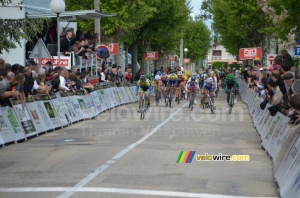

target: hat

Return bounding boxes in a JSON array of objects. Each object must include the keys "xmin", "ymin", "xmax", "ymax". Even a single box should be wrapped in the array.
[
  {"xmin": 28, "ymin": 60, "xmax": 37, "ymax": 66},
  {"xmin": 282, "ymin": 72, "xmax": 294, "ymax": 80}
]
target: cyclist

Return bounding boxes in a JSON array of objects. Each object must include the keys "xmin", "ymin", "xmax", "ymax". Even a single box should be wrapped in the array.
[
  {"xmin": 135, "ymin": 74, "xmax": 152, "ymax": 112},
  {"xmin": 199, "ymin": 77, "xmax": 216, "ymax": 109},
  {"xmin": 186, "ymin": 76, "xmax": 200, "ymax": 106},
  {"xmin": 152, "ymin": 74, "xmax": 162, "ymax": 99},
  {"xmin": 224, "ymin": 73, "xmax": 239, "ymax": 107},
  {"xmin": 176, "ymin": 71, "xmax": 185, "ymax": 101},
  {"xmin": 166, "ymin": 70, "xmax": 178, "ymax": 100}
]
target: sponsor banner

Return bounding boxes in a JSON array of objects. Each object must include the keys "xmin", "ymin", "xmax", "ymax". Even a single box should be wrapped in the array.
[
  {"xmin": 84, "ymin": 94, "xmax": 98, "ymax": 118},
  {"xmin": 0, "ymin": 107, "xmax": 16, "ymax": 144},
  {"xmin": 275, "ymin": 135, "xmax": 300, "ymax": 187},
  {"xmin": 10, "ymin": 99, "xmax": 37, "ymax": 137},
  {"xmin": 2, "ymin": 106, "xmax": 26, "ymax": 141},
  {"xmin": 25, "ymin": 96, "xmax": 48, "ymax": 134},
  {"xmin": 98, "ymin": 88, "xmax": 108, "ymax": 112},
  {"xmin": 73, "ymin": 91, "xmax": 91, "ymax": 119},
  {"xmin": 124, "ymin": 86, "xmax": 134, "ymax": 102},
  {"xmin": 119, "ymin": 87, "xmax": 130, "ymax": 104},
  {"xmin": 49, "ymin": 93, "xmax": 69, "ymax": 127},
  {"xmin": 256, "ymin": 103, "xmax": 272, "ymax": 134},
  {"xmin": 105, "ymin": 88, "xmax": 116, "ymax": 108},
  {"xmin": 279, "ymin": 150, "xmax": 300, "ymax": 198},
  {"xmin": 90, "ymin": 88, "xmax": 103, "ymax": 114},
  {"xmin": 265, "ymin": 114, "xmax": 290, "ymax": 161},
  {"xmin": 61, "ymin": 92, "xmax": 83, "ymax": 122},
  {"xmin": 33, "ymin": 95, "xmax": 61, "ymax": 129},
  {"xmin": 261, "ymin": 114, "xmax": 281, "ymax": 149}
]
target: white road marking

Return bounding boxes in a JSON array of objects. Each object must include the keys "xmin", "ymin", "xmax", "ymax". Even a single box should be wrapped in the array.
[
  {"xmin": 58, "ymin": 104, "xmax": 186, "ymax": 198},
  {"xmin": 0, "ymin": 187, "xmax": 278, "ymax": 198}
]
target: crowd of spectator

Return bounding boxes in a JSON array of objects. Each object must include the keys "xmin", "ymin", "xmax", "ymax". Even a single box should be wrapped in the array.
[{"xmin": 241, "ymin": 49, "xmax": 300, "ymax": 126}]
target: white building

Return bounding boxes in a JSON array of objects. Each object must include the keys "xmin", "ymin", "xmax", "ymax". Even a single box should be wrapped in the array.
[{"xmin": 207, "ymin": 42, "xmax": 236, "ymax": 64}]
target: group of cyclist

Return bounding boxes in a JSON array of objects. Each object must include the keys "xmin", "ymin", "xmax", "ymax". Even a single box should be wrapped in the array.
[{"xmin": 135, "ymin": 66, "xmax": 239, "ymax": 112}]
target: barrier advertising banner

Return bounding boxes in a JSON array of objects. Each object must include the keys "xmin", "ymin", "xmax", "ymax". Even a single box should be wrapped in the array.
[
  {"xmin": 60, "ymin": 92, "xmax": 81, "ymax": 123},
  {"xmin": 25, "ymin": 96, "xmax": 48, "ymax": 134},
  {"xmin": 97, "ymin": 88, "xmax": 108, "ymax": 112},
  {"xmin": 10, "ymin": 99, "xmax": 37, "ymax": 137},
  {"xmin": 124, "ymin": 86, "xmax": 134, "ymax": 102},
  {"xmin": 103, "ymin": 88, "xmax": 114, "ymax": 109},
  {"xmin": 49, "ymin": 93, "xmax": 69, "ymax": 127},
  {"xmin": 2, "ymin": 106, "xmax": 26, "ymax": 141},
  {"xmin": 67, "ymin": 92, "xmax": 90, "ymax": 120},
  {"xmin": 0, "ymin": 107, "xmax": 16, "ymax": 144},
  {"xmin": 90, "ymin": 87, "xmax": 103, "ymax": 114},
  {"xmin": 33, "ymin": 95, "xmax": 61, "ymax": 129},
  {"xmin": 84, "ymin": 94, "xmax": 98, "ymax": 118}
]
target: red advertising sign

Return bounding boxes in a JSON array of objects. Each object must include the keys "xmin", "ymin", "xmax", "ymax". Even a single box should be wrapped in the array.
[
  {"xmin": 183, "ymin": 58, "xmax": 191, "ymax": 64},
  {"xmin": 168, "ymin": 55, "xmax": 178, "ymax": 61},
  {"xmin": 239, "ymin": 47, "xmax": 262, "ymax": 60},
  {"xmin": 35, "ymin": 57, "xmax": 70, "ymax": 69},
  {"xmin": 108, "ymin": 43, "xmax": 119, "ymax": 55},
  {"xmin": 144, "ymin": 52, "xmax": 159, "ymax": 60}
]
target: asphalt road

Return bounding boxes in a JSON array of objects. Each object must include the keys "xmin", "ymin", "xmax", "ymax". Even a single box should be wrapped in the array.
[{"xmin": 0, "ymin": 91, "xmax": 279, "ymax": 198}]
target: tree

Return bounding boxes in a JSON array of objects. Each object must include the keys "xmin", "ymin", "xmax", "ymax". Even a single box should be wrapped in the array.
[
  {"xmin": 210, "ymin": 0, "xmax": 272, "ymax": 55},
  {"xmin": 183, "ymin": 19, "xmax": 210, "ymax": 62},
  {"xmin": 0, "ymin": 0, "xmax": 49, "ymax": 53}
]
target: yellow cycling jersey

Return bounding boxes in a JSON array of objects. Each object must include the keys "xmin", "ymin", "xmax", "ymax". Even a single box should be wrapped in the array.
[
  {"xmin": 167, "ymin": 74, "xmax": 178, "ymax": 81},
  {"xmin": 137, "ymin": 79, "xmax": 151, "ymax": 87}
]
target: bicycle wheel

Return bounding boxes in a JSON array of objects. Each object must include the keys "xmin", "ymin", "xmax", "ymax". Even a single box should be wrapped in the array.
[
  {"xmin": 155, "ymin": 88, "xmax": 159, "ymax": 106},
  {"xmin": 208, "ymin": 96, "xmax": 214, "ymax": 114},
  {"xmin": 140, "ymin": 95, "xmax": 145, "ymax": 119},
  {"xmin": 229, "ymin": 91, "xmax": 234, "ymax": 114},
  {"xmin": 169, "ymin": 87, "xmax": 173, "ymax": 108},
  {"xmin": 190, "ymin": 93, "xmax": 194, "ymax": 111}
]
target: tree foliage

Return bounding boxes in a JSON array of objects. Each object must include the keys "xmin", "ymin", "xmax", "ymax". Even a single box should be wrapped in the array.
[
  {"xmin": 0, "ymin": 0, "xmax": 49, "ymax": 52},
  {"xmin": 184, "ymin": 19, "xmax": 210, "ymax": 61},
  {"xmin": 210, "ymin": 0, "xmax": 272, "ymax": 55}
]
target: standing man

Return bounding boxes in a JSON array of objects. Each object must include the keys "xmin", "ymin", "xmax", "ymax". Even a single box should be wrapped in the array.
[{"xmin": 60, "ymin": 30, "xmax": 75, "ymax": 56}]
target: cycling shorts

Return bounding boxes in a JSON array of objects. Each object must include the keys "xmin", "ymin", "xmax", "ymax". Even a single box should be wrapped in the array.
[
  {"xmin": 167, "ymin": 80, "xmax": 178, "ymax": 86},
  {"xmin": 203, "ymin": 86, "xmax": 214, "ymax": 92},
  {"xmin": 139, "ymin": 86, "xmax": 150, "ymax": 93}
]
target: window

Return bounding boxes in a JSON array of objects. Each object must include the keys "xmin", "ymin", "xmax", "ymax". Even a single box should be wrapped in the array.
[{"xmin": 213, "ymin": 50, "xmax": 222, "ymax": 56}]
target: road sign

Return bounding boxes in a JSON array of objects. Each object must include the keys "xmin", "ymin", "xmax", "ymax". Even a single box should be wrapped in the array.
[
  {"xmin": 144, "ymin": 52, "xmax": 159, "ymax": 60},
  {"xmin": 239, "ymin": 47, "xmax": 262, "ymax": 60},
  {"xmin": 267, "ymin": 54, "xmax": 277, "ymax": 66},
  {"xmin": 294, "ymin": 46, "xmax": 300, "ymax": 56},
  {"xmin": 183, "ymin": 58, "xmax": 191, "ymax": 64},
  {"xmin": 108, "ymin": 43, "xmax": 119, "ymax": 55},
  {"xmin": 96, "ymin": 44, "xmax": 109, "ymax": 59},
  {"xmin": 168, "ymin": 55, "xmax": 178, "ymax": 61},
  {"xmin": 29, "ymin": 38, "xmax": 51, "ymax": 59}
]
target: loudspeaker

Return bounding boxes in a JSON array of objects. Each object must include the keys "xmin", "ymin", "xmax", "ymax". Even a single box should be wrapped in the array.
[
  {"xmin": 99, "ymin": 50, "xmax": 109, "ymax": 58},
  {"xmin": 47, "ymin": 44, "xmax": 58, "ymax": 56}
]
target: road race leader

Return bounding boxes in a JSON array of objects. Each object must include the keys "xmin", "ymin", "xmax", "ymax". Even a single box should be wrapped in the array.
[{"xmin": 135, "ymin": 74, "xmax": 153, "ymax": 112}]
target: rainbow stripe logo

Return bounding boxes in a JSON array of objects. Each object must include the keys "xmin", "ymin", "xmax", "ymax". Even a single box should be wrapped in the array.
[{"xmin": 176, "ymin": 151, "xmax": 196, "ymax": 163}]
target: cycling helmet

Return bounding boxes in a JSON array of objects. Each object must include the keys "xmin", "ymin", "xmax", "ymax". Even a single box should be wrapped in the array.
[
  {"xmin": 191, "ymin": 76, "xmax": 196, "ymax": 81},
  {"xmin": 209, "ymin": 71, "xmax": 215, "ymax": 75},
  {"xmin": 146, "ymin": 74, "xmax": 151, "ymax": 80},
  {"xmin": 155, "ymin": 75, "xmax": 161, "ymax": 81},
  {"xmin": 140, "ymin": 75, "xmax": 146, "ymax": 81},
  {"xmin": 206, "ymin": 77, "xmax": 213, "ymax": 83},
  {"xmin": 227, "ymin": 73, "xmax": 234, "ymax": 79},
  {"xmin": 177, "ymin": 71, "xmax": 182, "ymax": 76}
]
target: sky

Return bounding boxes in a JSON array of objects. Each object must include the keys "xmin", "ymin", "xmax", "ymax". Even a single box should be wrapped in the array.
[{"xmin": 189, "ymin": 0, "xmax": 203, "ymax": 19}]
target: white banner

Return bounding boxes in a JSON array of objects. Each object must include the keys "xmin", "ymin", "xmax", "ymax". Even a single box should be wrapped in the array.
[
  {"xmin": 261, "ymin": 114, "xmax": 282, "ymax": 149},
  {"xmin": 98, "ymin": 88, "xmax": 108, "ymax": 112},
  {"xmin": 0, "ymin": 107, "xmax": 16, "ymax": 144},
  {"xmin": 68, "ymin": 92, "xmax": 91, "ymax": 120},
  {"xmin": 124, "ymin": 86, "xmax": 134, "ymax": 103},
  {"xmin": 25, "ymin": 97, "xmax": 48, "ymax": 134},
  {"xmin": 50, "ymin": 93, "xmax": 69, "ymax": 127},
  {"xmin": 2, "ymin": 106, "xmax": 26, "ymax": 141},
  {"xmin": 84, "ymin": 94, "xmax": 98, "ymax": 118},
  {"xmin": 60, "ymin": 92, "xmax": 81, "ymax": 123},
  {"xmin": 90, "ymin": 88, "xmax": 103, "ymax": 114},
  {"xmin": 33, "ymin": 95, "xmax": 61, "ymax": 129}
]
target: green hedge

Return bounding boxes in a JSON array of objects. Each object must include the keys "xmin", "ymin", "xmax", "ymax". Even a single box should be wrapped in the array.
[{"xmin": 212, "ymin": 61, "xmax": 242, "ymax": 70}]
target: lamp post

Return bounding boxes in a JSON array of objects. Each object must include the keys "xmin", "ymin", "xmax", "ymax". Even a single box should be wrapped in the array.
[
  {"xmin": 50, "ymin": 0, "xmax": 66, "ymax": 67},
  {"xmin": 184, "ymin": 48, "xmax": 188, "ymax": 71}
]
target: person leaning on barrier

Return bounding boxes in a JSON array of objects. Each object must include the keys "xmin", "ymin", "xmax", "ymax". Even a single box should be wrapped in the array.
[
  {"xmin": 0, "ymin": 69, "xmax": 20, "ymax": 105},
  {"xmin": 288, "ymin": 94, "xmax": 300, "ymax": 125}
]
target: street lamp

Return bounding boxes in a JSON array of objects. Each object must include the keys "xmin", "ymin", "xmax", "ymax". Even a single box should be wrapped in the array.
[
  {"xmin": 50, "ymin": 0, "xmax": 66, "ymax": 67},
  {"xmin": 184, "ymin": 48, "xmax": 188, "ymax": 71}
]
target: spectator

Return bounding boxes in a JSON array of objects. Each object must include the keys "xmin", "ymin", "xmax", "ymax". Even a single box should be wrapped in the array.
[
  {"xmin": 269, "ymin": 56, "xmax": 282, "ymax": 72},
  {"xmin": 15, "ymin": 73, "xmax": 26, "ymax": 107},
  {"xmin": 23, "ymin": 66, "xmax": 34, "ymax": 97},
  {"xmin": 123, "ymin": 67, "xmax": 133, "ymax": 83},
  {"xmin": 59, "ymin": 69, "xmax": 70, "ymax": 92},
  {"xmin": 60, "ymin": 30, "xmax": 75, "ymax": 56},
  {"xmin": 288, "ymin": 94, "xmax": 300, "ymax": 124},
  {"xmin": 100, "ymin": 67, "xmax": 109, "ymax": 82},
  {"xmin": 109, "ymin": 64, "xmax": 121, "ymax": 86}
]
